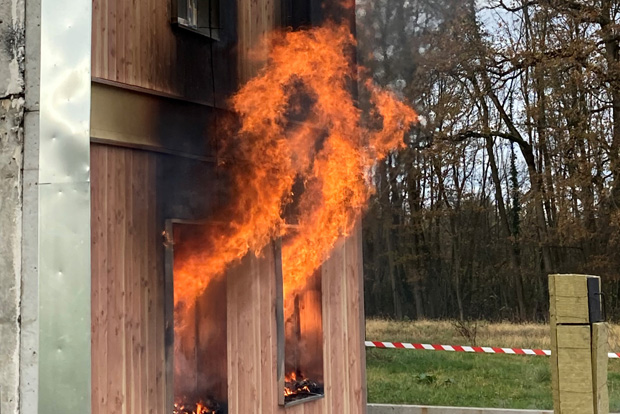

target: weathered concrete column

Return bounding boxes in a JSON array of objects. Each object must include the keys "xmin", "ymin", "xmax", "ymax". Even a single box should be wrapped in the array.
[
  {"xmin": 549, "ymin": 274, "xmax": 609, "ymax": 414},
  {"xmin": 0, "ymin": 0, "xmax": 25, "ymax": 412},
  {"xmin": 2, "ymin": 0, "xmax": 90, "ymax": 412}
]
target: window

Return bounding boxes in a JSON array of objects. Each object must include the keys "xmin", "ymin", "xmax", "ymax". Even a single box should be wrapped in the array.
[
  {"xmin": 172, "ymin": 0, "xmax": 220, "ymax": 40},
  {"xmin": 276, "ymin": 234, "xmax": 325, "ymax": 407},
  {"xmin": 283, "ymin": 0, "xmax": 321, "ymax": 29},
  {"xmin": 165, "ymin": 220, "xmax": 228, "ymax": 414}
]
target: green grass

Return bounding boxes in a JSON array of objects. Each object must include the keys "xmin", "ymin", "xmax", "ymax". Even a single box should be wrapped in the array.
[{"xmin": 365, "ymin": 319, "xmax": 620, "ymax": 410}]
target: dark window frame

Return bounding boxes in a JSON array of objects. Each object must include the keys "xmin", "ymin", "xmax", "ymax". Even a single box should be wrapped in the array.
[
  {"xmin": 172, "ymin": 0, "xmax": 221, "ymax": 40},
  {"xmin": 282, "ymin": 0, "xmax": 322, "ymax": 29},
  {"xmin": 275, "ymin": 238, "xmax": 326, "ymax": 407}
]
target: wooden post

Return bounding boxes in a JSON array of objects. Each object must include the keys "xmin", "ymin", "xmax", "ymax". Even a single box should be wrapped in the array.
[{"xmin": 549, "ymin": 274, "xmax": 609, "ymax": 414}]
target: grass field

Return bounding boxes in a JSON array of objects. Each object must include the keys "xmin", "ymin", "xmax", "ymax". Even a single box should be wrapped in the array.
[{"xmin": 365, "ymin": 319, "xmax": 620, "ymax": 410}]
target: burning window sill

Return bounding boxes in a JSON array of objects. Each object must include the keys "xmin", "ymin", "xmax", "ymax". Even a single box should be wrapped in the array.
[
  {"xmin": 173, "ymin": 399, "xmax": 226, "ymax": 414},
  {"xmin": 283, "ymin": 373, "xmax": 324, "ymax": 406}
]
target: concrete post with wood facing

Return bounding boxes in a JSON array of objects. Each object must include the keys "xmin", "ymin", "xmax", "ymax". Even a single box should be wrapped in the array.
[{"xmin": 549, "ymin": 274, "xmax": 609, "ymax": 414}]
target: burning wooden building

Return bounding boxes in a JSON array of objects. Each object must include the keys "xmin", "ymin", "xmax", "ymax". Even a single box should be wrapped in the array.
[
  {"xmin": 1, "ymin": 0, "xmax": 415, "ymax": 412},
  {"xmin": 90, "ymin": 0, "xmax": 373, "ymax": 413}
]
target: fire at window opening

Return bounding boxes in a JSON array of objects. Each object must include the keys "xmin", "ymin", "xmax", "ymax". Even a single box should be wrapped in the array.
[
  {"xmin": 170, "ymin": 222, "xmax": 228, "ymax": 414},
  {"xmin": 166, "ymin": 21, "xmax": 417, "ymax": 414},
  {"xmin": 282, "ymin": 254, "xmax": 325, "ymax": 404}
]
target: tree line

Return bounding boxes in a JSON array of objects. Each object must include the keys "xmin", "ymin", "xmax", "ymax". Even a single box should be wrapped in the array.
[{"xmin": 358, "ymin": 0, "xmax": 620, "ymax": 321}]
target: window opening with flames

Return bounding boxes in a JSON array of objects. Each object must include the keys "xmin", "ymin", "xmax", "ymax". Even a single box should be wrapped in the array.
[
  {"xmin": 281, "ymin": 231, "xmax": 325, "ymax": 406},
  {"xmin": 166, "ymin": 221, "xmax": 228, "ymax": 414}
]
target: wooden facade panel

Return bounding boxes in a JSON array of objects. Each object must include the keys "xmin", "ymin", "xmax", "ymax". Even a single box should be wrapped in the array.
[
  {"xmin": 151, "ymin": 152, "xmax": 166, "ymax": 414},
  {"xmin": 226, "ymin": 256, "xmax": 240, "ymax": 412},
  {"xmin": 238, "ymin": 256, "xmax": 260, "ymax": 414},
  {"xmin": 323, "ymin": 239, "xmax": 347, "ymax": 414},
  {"xmin": 345, "ymin": 223, "xmax": 367, "ymax": 414},
  {"xmin": 237, "ymin": 0, "xmax": 280, "ymax": 84},
  {"xmin": 91, "ymin": 144, "xmax": 164, "ymax": 414},
  {"xmin": 92, "ymin": 144, "xmax": 365, "ymax": 414},
  {"xmin": 91, "ymin": 0, "xmax": 357, "ymax": 110},
  {"xmin": 91, "ymin": 145, "xmax": 109, "ymax": 413},
  {"xmin": 227, "ymin": 249, "xmax": 271, "ymax": 414},
  {"xmin": 92, "ymin": 0, "xmax": 358, "ymax": 101},
  {"xmin": 107, "ymin": 146, "xmax": 125, "ymax": 414},
  {"xmin": 258, "ymin": 247, "xmax": 277, "ymax": 413},
  {"xmin": 92, "ymin": 0, "xmax": 239, "ymax": 104},
  {"xmin": 225, "ymin": 230, "xmax": 366, "ymax": 414}
]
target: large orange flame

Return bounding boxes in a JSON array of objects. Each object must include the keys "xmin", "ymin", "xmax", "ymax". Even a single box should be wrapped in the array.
[{"xmin": 173, "ymin": 22, "xmax": 418, "ymax": 305}]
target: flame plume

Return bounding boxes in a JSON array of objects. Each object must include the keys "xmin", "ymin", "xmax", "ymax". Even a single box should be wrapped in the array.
[{"xmin": 174, "ymin": 22, "xmax": 418, "ymax": 306}]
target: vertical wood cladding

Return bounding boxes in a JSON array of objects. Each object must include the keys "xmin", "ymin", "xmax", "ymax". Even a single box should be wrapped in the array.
[
  {"xmin": 226, "ymin": 224, "xmax": 366, "ymax": 414},
  {"xmin": 235, "ymin": 0, "xmax": 279, "ymax": 84},
  {"xmin": 92, "ymin": 0, "xmax": 237, "ymax": 105},
  {"xmin": 91, "ymin": 0, "xmax": 364, "ymax": 411},
  {"xmin": 91, "ymin": 144, "xmax": 165, "ymax": 414},
  {"xmin": 91, "ymin": 141, "xmax": 367, "ymax": 413},
  {"xmin": 92, "ymin": 0, "xmax": 354, "ymax": 102},
  {"xmin": 91, "ymin": 143, "xmax": 223, "ymax": 414}
]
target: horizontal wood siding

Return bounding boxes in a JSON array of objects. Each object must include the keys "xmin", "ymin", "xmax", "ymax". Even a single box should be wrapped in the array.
[{"xmin": 91, "ymin": 143, "xmax": 165, "ymax": 414}]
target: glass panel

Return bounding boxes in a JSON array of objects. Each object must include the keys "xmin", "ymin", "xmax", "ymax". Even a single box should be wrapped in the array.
[
  {"xmin": 175, "ymin": 0, "xmax": 189, "ymax": 22},
  {"xmin": 186, "ymin": 0, "xmax": 198, "ymax": 28}
]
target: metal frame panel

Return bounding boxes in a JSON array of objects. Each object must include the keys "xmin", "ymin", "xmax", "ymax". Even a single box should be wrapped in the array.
[{"xmin": 37, "ymin": 0, "xmax": 92, "ymax": 412}]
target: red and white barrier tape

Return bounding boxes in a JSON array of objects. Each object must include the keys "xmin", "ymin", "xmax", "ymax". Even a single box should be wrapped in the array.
[{"xmin": 365, "ymin": 341, "xmax": 620, "ymax": 359}]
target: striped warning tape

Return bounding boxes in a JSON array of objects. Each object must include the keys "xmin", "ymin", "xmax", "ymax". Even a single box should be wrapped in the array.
[{"xmin": 365, "ymin": 341, "xmax": 620, "ymax": 359}]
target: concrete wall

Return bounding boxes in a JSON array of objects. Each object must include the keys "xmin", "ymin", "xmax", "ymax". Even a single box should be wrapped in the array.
[
  {"xmin": 0, "ymin": 0, "xmax": 25, "ymax": 413},
  {"xmin": 20, "ymin": 0, "xmax": 40, "ymax": 411}
]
